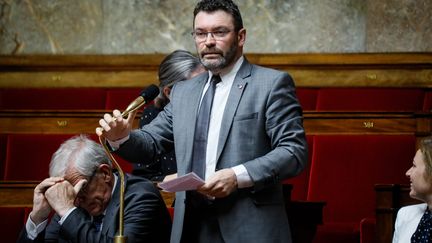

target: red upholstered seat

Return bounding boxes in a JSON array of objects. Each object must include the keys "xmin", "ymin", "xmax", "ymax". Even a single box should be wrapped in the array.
[
  {"xmin": 0, "ymin": 207, "xmax": 26, "ymax": 243},
  {"xmin": 0, "ymin": 88, "xmax": 106, "ymax": 110},
  {"xmin": 3, "ymin": 134, "xmax": 132, "ymax": 181},
  {"xmin": 0, "ymin": 134, "xmax": 7, "ymax": 180},
  {"xmin": 105, "ymin": 88, "xmax": 143, "ymax": 110},
  {"xmin": 360, "ymin": 217, "xmax": 377, "ymax": 243},
  {"xmin": 316, "ymin": 88, "xmax": 424, "ymax": 111},
  {"xmin": 423, "ymin": 91, "xmax": 432, "ymax": 112},
  {"xmin": 296, "ymin": 88, "xmax": 318, "ymax": 111},
  {"xmin": 308, "ymin": 135, "xmax": 415, "ymax": 243},
  {"xmin": 283, "ymin": 135, "xmax": 314, "ymax": 201},
  {"xmin": 110, "ymin": 153, "xmax": 133, "ymax": 174},
  {"xmin": 4, "ymin": 134, "xmax": 75, "ymax": 181}
]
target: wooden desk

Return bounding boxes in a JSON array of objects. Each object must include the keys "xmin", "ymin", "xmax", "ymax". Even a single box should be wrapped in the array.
[{"xmin": 1, "ymin": 110, "xmax": 429, "ymax": 136}]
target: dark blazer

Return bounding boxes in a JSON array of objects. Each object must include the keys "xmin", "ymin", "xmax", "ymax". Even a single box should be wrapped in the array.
[
  {"xmin": 18, "ymin": 173, "xmax": 172, "ymax": 243},
  {"xmin": 117, "ymin": 58, "xmax": 308, "ymax": 243}
]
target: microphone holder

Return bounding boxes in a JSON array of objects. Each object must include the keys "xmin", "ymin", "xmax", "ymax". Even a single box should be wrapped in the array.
[
  {"xmin": 97, "ymin": 89, "xmax": 153, "ymax": 242},
  {"xmin": 99, "ymin": 135, "xmax": 127, "ymax": 243}
]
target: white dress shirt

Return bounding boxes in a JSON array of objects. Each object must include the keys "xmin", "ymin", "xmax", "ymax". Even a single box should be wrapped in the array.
[
  {"xmin": 200, "ymin": 56, "xmax": 253, "ymax": 188},
  {"xmin": 393, "ymin": 203, "xmax": 427, "ymax": 243}
]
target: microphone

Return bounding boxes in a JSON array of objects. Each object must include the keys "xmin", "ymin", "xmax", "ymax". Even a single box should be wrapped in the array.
[
  {"xmin": 99, "ymin": 84, "xmax": 159, "ymax": 243},
  {"xmin": 116, "ymin": 84, "xmax": 160, "ymax": 120}
]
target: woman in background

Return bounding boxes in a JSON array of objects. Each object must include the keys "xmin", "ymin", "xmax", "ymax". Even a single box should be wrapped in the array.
[
  {"xmin": 393, "ymin": 136, "xmax": 432, "ymax": 243},
  {"xmin": 132, "ymin": 50, "xmax": 205, "ymax": 182}
]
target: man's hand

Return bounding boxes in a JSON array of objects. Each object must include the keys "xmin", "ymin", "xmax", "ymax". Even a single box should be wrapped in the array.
[
  {"xmin": 44, "ymin": 179, "xmax": 87, "ymax": 217},
  {"xmin": 197, "ymin": 169, "xmax": 238, "ymax": 198},
  {"xmin": 95, "ymin": 109, "xmax": 137, "ymax": 141},
  {"xmin": 31, "ymin": 177, "xmax": 64, "ymax": 224}
]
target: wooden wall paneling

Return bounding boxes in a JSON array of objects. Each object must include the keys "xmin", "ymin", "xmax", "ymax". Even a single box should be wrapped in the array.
[
  {"xmin": 0, "ymin": 111, "xmax": 141, "ymax": 134},
  {"xmin": 1, "ymin": 53, "xmax": 431, "ymax": 88}
]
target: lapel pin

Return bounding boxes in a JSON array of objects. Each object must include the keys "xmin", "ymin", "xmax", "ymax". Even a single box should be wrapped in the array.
[{"xmin": 237, "ymin": 84, "xmax": 243, "ymax": 89}]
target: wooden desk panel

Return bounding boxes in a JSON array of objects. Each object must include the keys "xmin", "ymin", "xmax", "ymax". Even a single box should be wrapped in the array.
[
  {"xmin": 0, "ymin": 111, "xmax": 428, "ymax": 135},
  {"xmin": 0, "ymin": 110, "xmax": 140, "ymax": 134}
]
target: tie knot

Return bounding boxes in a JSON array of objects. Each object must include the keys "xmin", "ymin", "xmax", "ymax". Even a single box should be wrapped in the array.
[
  {"xmin": 94, "ymin": 214, "xmax": 104, "ymax": 222},
  {"xmin": 93, "ymin": 214, "xmax": 104, "ymax": 231},
  {"xmin": 211, "ymin": 75, "xmax": 221, "ymax": 84}
]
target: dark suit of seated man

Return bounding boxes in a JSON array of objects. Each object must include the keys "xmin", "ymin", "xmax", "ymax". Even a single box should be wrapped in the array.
[{"xmin": 17, "ymin": 134, "xmax": 171, "ymax": 243}]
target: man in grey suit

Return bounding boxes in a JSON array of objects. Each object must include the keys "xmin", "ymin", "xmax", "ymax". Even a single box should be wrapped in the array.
[
  {"xmin": 18, "ymin": 135, "xmax": 171, "ymax": 243},
  {"xmin": 97, "ymin": 0, "xmax": 308, "ymax": 242}
]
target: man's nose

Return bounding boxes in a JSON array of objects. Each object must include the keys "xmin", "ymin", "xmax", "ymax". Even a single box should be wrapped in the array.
[{"xmin": 204, "ymin": 33, "xmax": 217, "ymax": 45}]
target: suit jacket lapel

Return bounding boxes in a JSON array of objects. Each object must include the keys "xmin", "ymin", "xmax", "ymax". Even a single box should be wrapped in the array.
[{"xmin": 216, "ymin": 59, "xmax": 252, "ymax": 162}]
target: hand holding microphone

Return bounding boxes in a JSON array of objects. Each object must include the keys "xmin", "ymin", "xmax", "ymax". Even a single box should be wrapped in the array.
[{"xmin": 96, "ymin": 84, "xmax": 159, "ymax": 140}]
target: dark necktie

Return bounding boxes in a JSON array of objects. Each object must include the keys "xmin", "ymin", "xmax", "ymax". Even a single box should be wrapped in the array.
[
  {"xmin": 191, "ymin": 75, "xmax": 221, "ymax": 180},
  {"xmin": 93, "ymin": 214, "xmax": 104, "ymax": 232},
  {"xmin": 411, "ymin": 209, "xmax": 432, "ymax": 243}
]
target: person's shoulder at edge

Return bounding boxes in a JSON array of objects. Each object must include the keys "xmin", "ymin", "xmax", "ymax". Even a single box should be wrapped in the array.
[{"xmin": 397, "ymin": 203, "xmax": 427, "ymax": 218}]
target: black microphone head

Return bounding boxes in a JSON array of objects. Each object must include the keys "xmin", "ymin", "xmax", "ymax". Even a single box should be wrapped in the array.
[{"xmin": 140, "ymin": 84, "xmax": 159, "ymax": 102}]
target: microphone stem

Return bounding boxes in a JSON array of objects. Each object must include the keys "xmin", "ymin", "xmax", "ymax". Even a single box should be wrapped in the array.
[{"xmin": 99, "ymin": 136, "xmax": 127, "ymax": 243}]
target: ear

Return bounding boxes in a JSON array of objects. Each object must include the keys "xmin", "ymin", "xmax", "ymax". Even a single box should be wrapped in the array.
[
  {"xmin": 98, "ymin": 164, "xmax": 112, "ymax": 182},
  {"xmin": 162, "ymin": 86, "xmax": 172, "ymax": 100},
  {"xmin": 237, "ymin": 28, "xmax": 246, "ymax": 47}
]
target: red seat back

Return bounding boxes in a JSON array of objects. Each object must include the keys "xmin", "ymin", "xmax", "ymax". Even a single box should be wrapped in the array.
[
  {"xmin": 0, "ymin": 88, "xmax": 106, "ymax": 110},
  {"xmin": 105, "ymin": 88, "xmax": 142, "ymax": 110},
  {"xmin": 3, "ymin": 134, "xmax": 132, "ymax": 181},
  {"xmin": 423, "ymin": 91, "xmax": 432, "ymax": 112},
  {"xmin": 0, "ymin": 207, "xmax": 26, "ymax": 242},
  {"xmin": 283, "ymin": 135, "xmax": 314, "ymax": 201},
  {"xmin": 307, "ymin": 135, "xmax": 415, "ymax": 223},
  {"xmin": 4, "ymin": 134, "xmax": 75, "ymax": 180},
  {"xmin": 297, "ymin": 88, "xmax": 318, "ymax": 111}
]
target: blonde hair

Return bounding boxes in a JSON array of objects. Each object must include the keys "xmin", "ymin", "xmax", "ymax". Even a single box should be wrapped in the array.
[{"xmin": 420, "ymin": 136, "xmax": 432, "ymax": 180}]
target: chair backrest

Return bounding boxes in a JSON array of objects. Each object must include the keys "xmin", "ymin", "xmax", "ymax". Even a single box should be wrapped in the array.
[
  {"xmin": 0, "ymin": 134, "xmax": 7, "ymax": 180},
  {"xmin": 4, "ymin": 134, "xmax": 73, "ymax": 180},
  {"xmin": 307, "ymin": 135, "xmax": 415, "ymax": 223},
  {"xmin": 0, "ymin": 88, "xmax": 107, "ymax": 110},
  {"xmin": 296, "ymin": 88, "xmax": 318, "ymax": 111},
  {"xmin": 105, "ymin": 88, "xmax": 142, "ymax": 110},
  {"xmin": 3, "ymin": 134, "xmax": 132, "ymax": 181},
  {"xmin": 283, "ymin": 135, "xmax": 314, "ymax": 201},
  {"xmin": 423, "ymin": 91, "xmax": 432, "ymax": 112},
  {"xmin": 0, "ymin": 207, "xmax": 26, "ymax": 242}
]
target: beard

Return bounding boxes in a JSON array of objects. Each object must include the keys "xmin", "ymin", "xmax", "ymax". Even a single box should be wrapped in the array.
[{"xmin": 199, "ymin": 40, "xmax": 238, "ymax": 73}]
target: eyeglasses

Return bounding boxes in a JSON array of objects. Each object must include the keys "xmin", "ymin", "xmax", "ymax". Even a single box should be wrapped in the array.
[{"xmin": 191, "ymin": 29, "xmax": 233, "ymax": 42}]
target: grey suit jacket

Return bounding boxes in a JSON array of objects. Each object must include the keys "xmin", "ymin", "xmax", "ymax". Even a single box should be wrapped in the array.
[
  {"xmin": 117, "ymin": 58, "xmax": 308, "ymax": 243},
  {"xmin": 18, "ymin": 173, "xmax": 172, "ymax": 243}
]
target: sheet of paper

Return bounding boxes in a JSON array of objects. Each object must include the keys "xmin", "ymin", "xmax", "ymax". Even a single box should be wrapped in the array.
[{"xmin": 158, "ymin": 172, "xmax": 205, "ymax": 192}]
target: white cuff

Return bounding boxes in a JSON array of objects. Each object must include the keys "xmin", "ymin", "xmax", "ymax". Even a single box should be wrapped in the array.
[
  {"xmin": 232, "ymin": 164, "xmax": 254, "ymax": 188},
  {"xmin": 107, "ymin": 135, "xmax": 130, "ymax": 150},
  {"xmin": 59, "ymin": 207, "xmax": 77, "ymax": 225},
  {"xmin": 25, "ymin": 213, "xmax": 48, "ymax": 240}
]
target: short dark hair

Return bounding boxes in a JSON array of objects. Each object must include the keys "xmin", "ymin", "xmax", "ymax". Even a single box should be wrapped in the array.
[{"xmin": 193, "ymin": 0, "xmax": 243, "ymax": 32}]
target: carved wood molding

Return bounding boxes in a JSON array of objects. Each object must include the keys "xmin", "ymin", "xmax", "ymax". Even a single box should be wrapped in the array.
[{"xmin": 1, "ymin": 53, "xmax": 431, "ymax": 88}]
